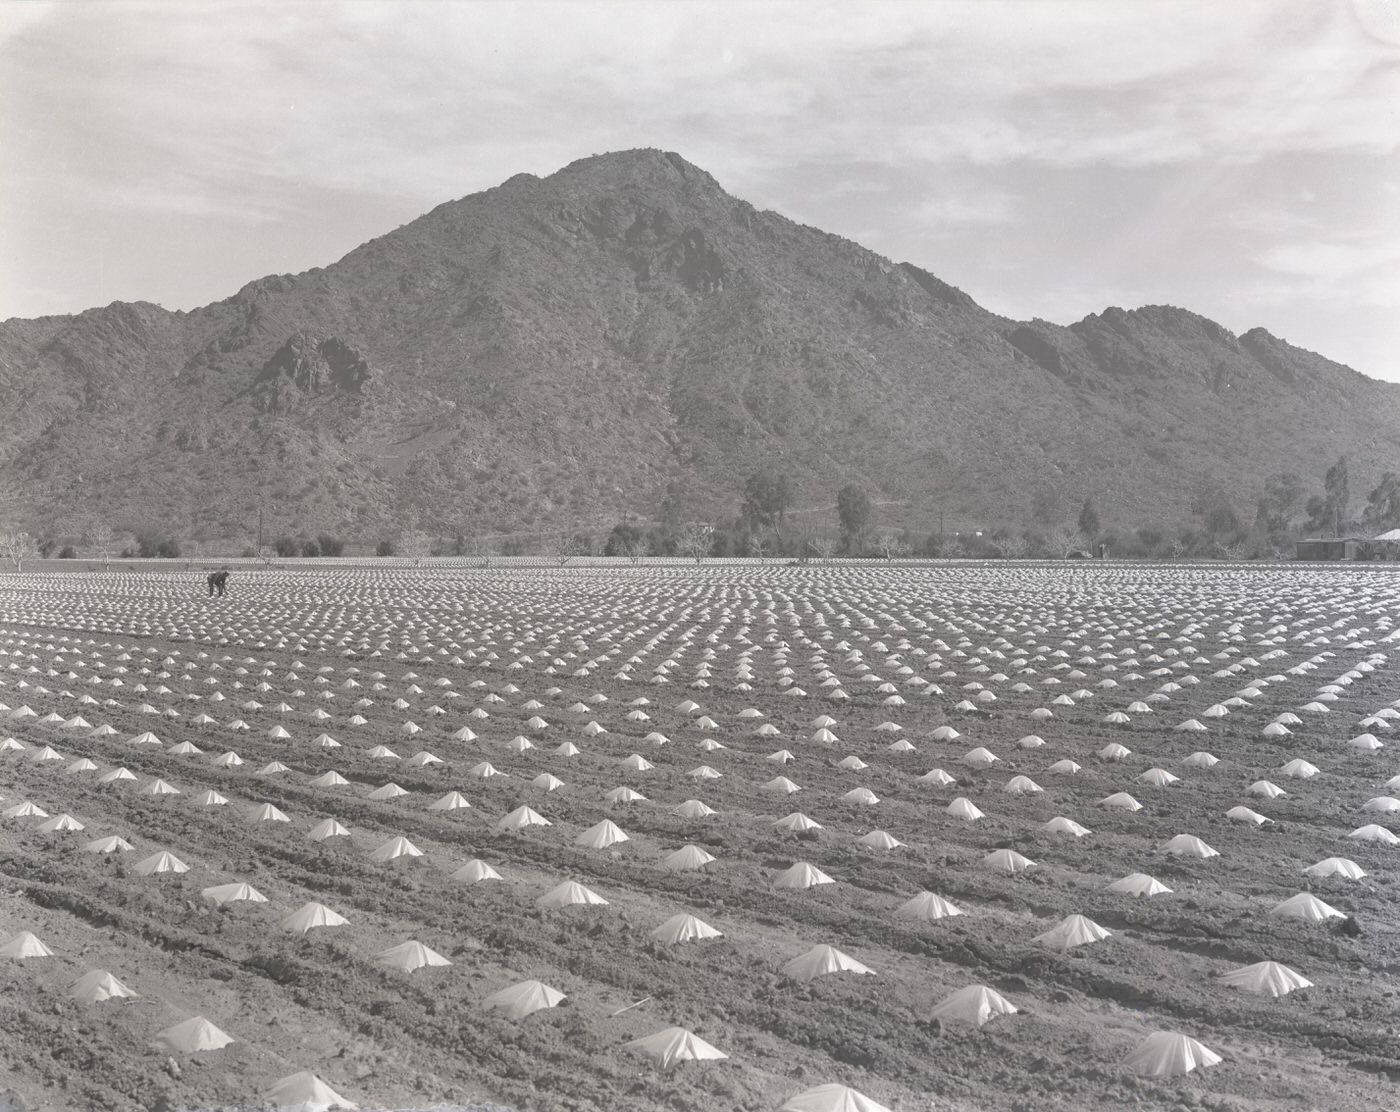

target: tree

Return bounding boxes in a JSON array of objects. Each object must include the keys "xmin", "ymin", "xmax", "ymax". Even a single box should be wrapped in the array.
[
  {"xmin": 678, "ymin": 522, "xmax": 714, "ymax": 564},
  {"xmin": 1077, "ymin": 497, "xmax": 1100, "ymax": 539},
  {"xmin": 658, "ymin": 480, "xmax": 687, "ymax": 530},
  {"xmin": 874, "ymin": 533, "xmax": 909, "ymax": 561},
  {"xmin": 317, "ymin": 534, "xmax": 345, "ymax": 557},
  {"xmin": 3, "ymin": 530, "xmax": 36, "ymax": 572},
  {"xmin": 1256, "ymin": 472, "xmax": 1304, "ymax": 537},
  {"xmin": 1362, "ymin": 472, "xmax": 1400, "ymax": 533},
  {"xmin": 808, "ymin": 536, "xmax": 836, "ymax": 564},
  {"xmin": 1323, "ymin": 455, "xmax": 1350, "ymax": 534},
  {"xmin": 1135, "ymin": 526, "xmax": 1165, "ymax": 556},
  {"xmin": 603, "ymin": 521, "xmax": 645, "ymax": 557},
  {"xmin": 836, "ymin": 485, "xmax": 873, "ymax": 554},
  {"xmin": 741, "ymin": 471, "xmax": 794, "ymax": 541},
  {"xmin": 552, "ymin": 534, "xmax": 585, "ymax": 566},
  {"xmin": 1045, "ymin": 525, "xmax": 1081, "ymax": 560},
  {"xmin": 999, "ymin": 533, "xmax": 1030, "ymax": 560},
  {"xmin": 86, "ymin": 522, "xmax": 114, "ymax": 570},
  {"xmin": 1032, "ymin": 490, "xmax": 1065, "ymax": 528},
  {"xmin": 1217, "ymin": 538, "xmax": 1250, "ymax": 561},
  {"xmin": 398, "ymin": 528, "xmax": 430, "ymax": 566},
  {"xmin": 466, "ymin": 536, "xmax": 494, "ymax": 568},
  {"xmin": 1192, "ymin": 486, "xmax": 1243, "ymax": 544}
]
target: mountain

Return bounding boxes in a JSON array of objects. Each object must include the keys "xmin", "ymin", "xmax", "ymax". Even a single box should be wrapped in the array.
[{"xmin": 2, "ymin": 148, "xmax": 1397, "ymax": 550}]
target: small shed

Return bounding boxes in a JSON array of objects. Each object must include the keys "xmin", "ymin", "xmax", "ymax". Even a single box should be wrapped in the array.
[{"xmin": 1295, "ymin": 538, "xmax": 1363, "ymax": 561}]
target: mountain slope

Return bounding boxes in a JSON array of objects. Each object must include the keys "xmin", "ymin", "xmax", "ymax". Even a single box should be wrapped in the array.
[{"xmin": 2, "ymin": 148, "xmax": 1396, "ymax": 547}]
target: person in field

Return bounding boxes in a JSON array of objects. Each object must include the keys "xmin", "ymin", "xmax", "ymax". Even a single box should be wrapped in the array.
[{"xmin": 206, "ymin": 569, "xmax": 230, "ymax": 596}]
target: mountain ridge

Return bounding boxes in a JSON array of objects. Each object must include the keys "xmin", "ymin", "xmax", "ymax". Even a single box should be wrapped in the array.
[{"xmin": 2, "ymin": 148, "xmax": 1396, "ymax": 549}]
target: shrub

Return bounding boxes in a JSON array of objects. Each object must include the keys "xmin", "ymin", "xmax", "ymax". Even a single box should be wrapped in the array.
[
  {"xmin": 156, "ymin": 538, "xmax": 181, "ymax": 559},
  {"xmin": 603, "ymin": 522, "xmax": 644, "ymax": 557},
  {"xmin": 301, "ymin": 540, "xmax": 321, "ymax": 558},
  {"xmin": 316, "ymin": 534, "xmax": 344, "ymax": 557},
  {"xmin": 376, "ymin": 540, "xmax": 395, "ymax": 557},
  {"xmin": 57, "ymin": 545, "xmax": 76, "ymax": 559},
  {"xmin": 273, "ymin": 537, "xmax": 299, "ymax": 558}
]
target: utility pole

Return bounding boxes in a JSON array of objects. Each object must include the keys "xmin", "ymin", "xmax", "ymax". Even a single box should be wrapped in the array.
[{"xmin": 257, "ymin": 506, "xmax": 264, "ymax": 553}]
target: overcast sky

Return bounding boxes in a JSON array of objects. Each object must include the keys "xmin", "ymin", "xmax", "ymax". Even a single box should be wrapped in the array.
[{"xmin": 3, "ymin": 0, "xmax": 1397, "ymax": 381}]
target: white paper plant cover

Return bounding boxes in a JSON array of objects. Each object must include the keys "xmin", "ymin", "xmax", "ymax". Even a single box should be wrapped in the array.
[
  {"xmin": 781, "ymin": 944, "xmax": 876, "ymax": 981},
  {"xmin": 482, "ymin": 979, "xmax": 565, "ymax": 1020},
  {"xmin": 1033, "ymin": 914, "xmax": 1111, "ymax": 951},
  {"xmin": 650, "ymin": 913, "xmax": 723, "ymax": 944},
  {"xmin": 1161, "ymin": 834, "xmax": 1218, "ymax": 858},
  {"xmin": 1124, "ymin": 1031, "xmax": 1221, "ymax": 1076},
  {"xmin": 264, "ymin": 1070, "xmax": 358, "ymax": 1111},
  {"xmin": 375, "ymin": 940, "xmax": 451, "ymax": 972},
  {"xmin": 664, "ymin": 844, "xmax": 717, "ymax": 870},
  {"xmin": 282, "ymin": 902, "xmax": 350, "ymax": 933},
  {"xmin": 368, "ymin": 835, "xmax": 423, "ymax": 862},
  {"xmin": 496, "ymin": 805, "xmax": 551, "ymax": 830},
  {"xmin": 83, "ymin": 835, "xmax": 134, "ymax": 854},
  {"xmin": 779, "ymin": 1083, "xmax": 893, "ymax": 1112},
  {"xmin": 307, "ymin": 819, "xmax": 351, "ymax": 842},
  {"xmin": 857, "ymin": 830, "xmax": 904, "ymax": 850},
  {"xmin": 201, "ymin": 882, "xmax": 268, "ymax": 905},
  {"xmin": 70, "ymin": 969, "xmax": 139, "ymax": 1002},
  {"xmin": 1304, "ymin": 857, "xmax": 1365, "ymax": 880},
  {"xmin": 452, "ymin": 859, "xmax": 503, "ymax": 883},
  {"xmin": 1270, "ymin": 893, "xmax": 1344, "ymax": 921},
  {"xmin": 1218, "ymin": 961, "xmax": 1312, "ymax": 997},
  {"xmin": 894, "ymin": 891, "xmax": 963, "ymax": 921},
  {"xmin": 154, "ymin": 1016, "xmax": 234, "ymax": 1053},
  {"xmin": 0, "ymin": 931, "xmax": 54, "ymax": 959},
  {"xmin": 929, "ymin": 984, "xmax": 1018, "ymax": 1027},
  {"xmin": 1105, "ymin": 873, "xmax": 1172, "ymax": 897},
  {"xmin": 773, "ymin": 861, "xmax": 835, "ymax": 889},
  {"xmin": 537, "ymin": 880, "xmax": 608, "ymax": 908},
  {"xmin": 575, "ymin": 819, "xmax": 630, "ymax": 848},
  {"xmin": 133, "ymin": 850, "xmax": 189, "ymax": 875},
  {"xmin": 624, "ymin": 1026, "xmax": 729, "ymax": 1069},
  {"xmin": 982, "ymin": 849, "xmax": 1036, "ymax": 874}
]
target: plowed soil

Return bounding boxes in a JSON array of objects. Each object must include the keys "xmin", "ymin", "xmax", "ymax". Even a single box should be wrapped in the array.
[{"xmin": 2, "ymin": 562, "xmax": 1398, "ymax": 1112}]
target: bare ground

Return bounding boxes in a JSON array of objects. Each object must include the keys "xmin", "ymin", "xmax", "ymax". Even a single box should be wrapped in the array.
[{"xmin": 1, "ymin": 562, "xmax": 1398, "ymax": 1112}]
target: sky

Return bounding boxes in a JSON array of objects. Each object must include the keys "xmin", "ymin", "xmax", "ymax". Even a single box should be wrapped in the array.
[{"xmin": 2, "ymin": 0, "xmax": 1398, "ymax": 382}]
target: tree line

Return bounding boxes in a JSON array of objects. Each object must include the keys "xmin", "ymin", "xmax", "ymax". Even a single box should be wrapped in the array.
[{"xmin": 5, "ymin": 456, "xmax": 1398, "ymax": 570}]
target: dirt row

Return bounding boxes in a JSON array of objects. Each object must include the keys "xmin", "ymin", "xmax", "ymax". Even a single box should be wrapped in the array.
[{"xmin": 1, "ymin": 564, "xmax": 1397, "ymax": 1111}]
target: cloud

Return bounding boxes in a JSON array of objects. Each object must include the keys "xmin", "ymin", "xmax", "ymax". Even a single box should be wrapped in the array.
[
  {"xmin": 912, "ymin": 194, "xmax": 1016, "ymax": 231},
  {"xmin": 1, "ymin": 0, "xmax": 1395, "ymax": 380}
]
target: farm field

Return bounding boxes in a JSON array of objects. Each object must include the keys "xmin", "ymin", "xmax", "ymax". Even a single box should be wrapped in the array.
[{"xmin": 1, "ymin": 562, "xmax": 1398, "ymax": 1112}]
